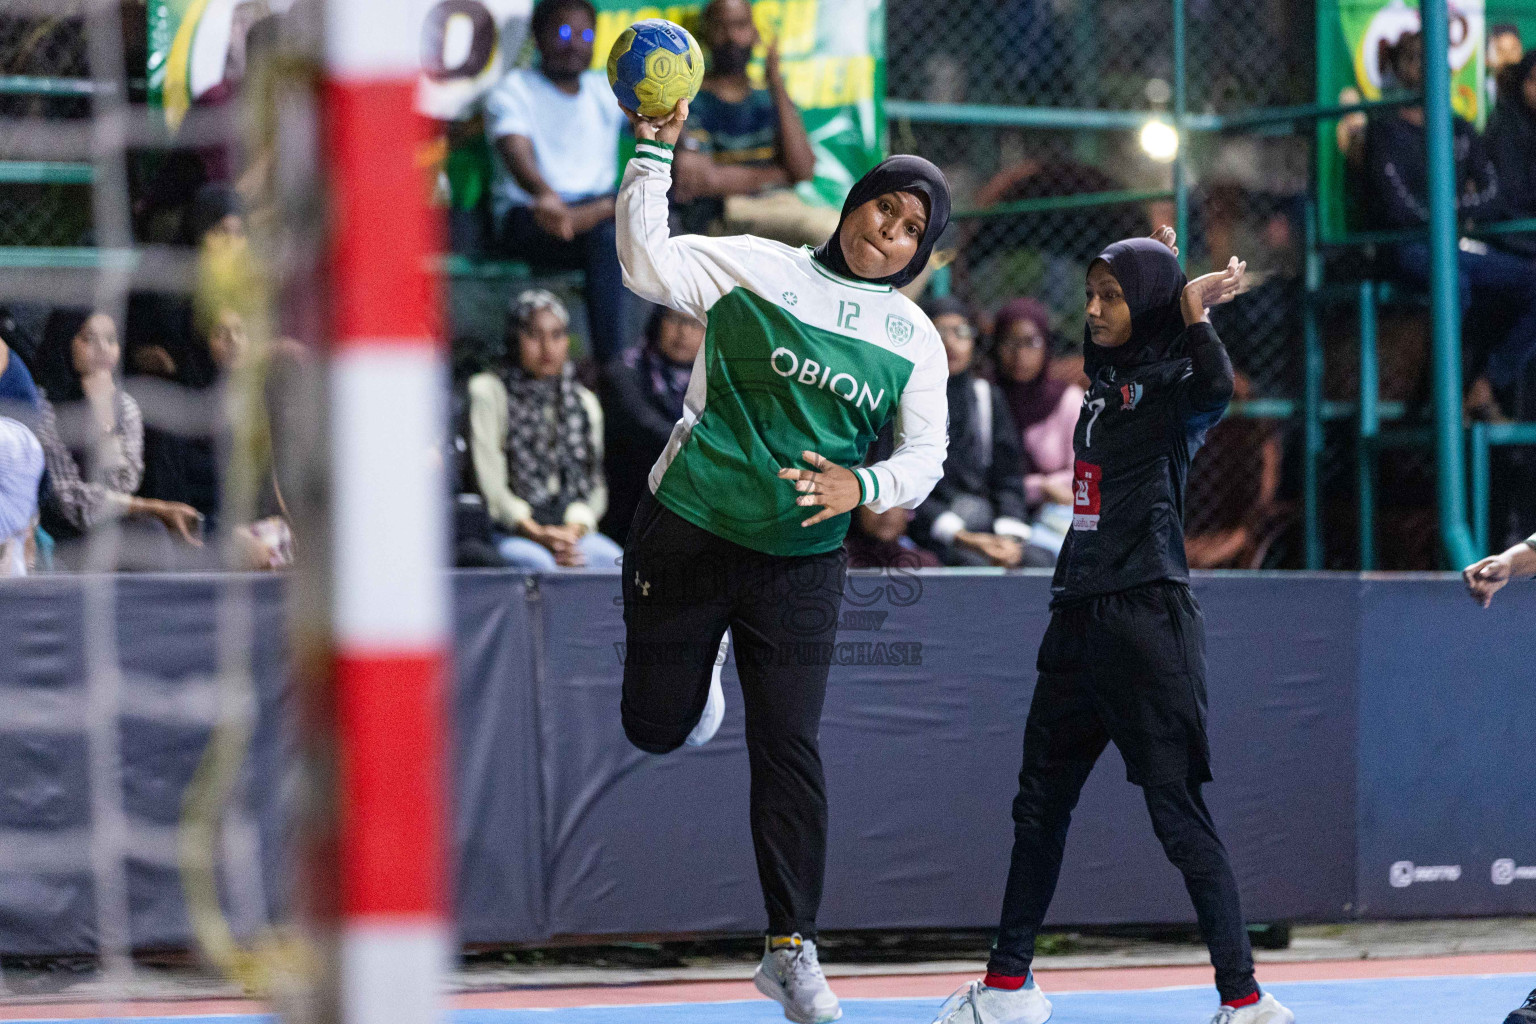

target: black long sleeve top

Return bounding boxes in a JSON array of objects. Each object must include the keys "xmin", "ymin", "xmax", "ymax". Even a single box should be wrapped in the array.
[{"xmin": 1050, "ymin": 322, "xmax": 1235, "ymax": 606}]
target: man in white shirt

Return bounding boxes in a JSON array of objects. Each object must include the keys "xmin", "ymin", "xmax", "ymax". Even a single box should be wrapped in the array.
[{"xmin": 484, "ymin": 0, "xmax": 629, "ymax": 360}]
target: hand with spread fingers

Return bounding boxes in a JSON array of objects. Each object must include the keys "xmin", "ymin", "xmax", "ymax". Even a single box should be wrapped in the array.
[
  {"xmin": 1181, "ymin": 255, "xmax": 1247, "ymax": 326},
  {"xmin": 778, "ymin": 450, "xmax": 862, "ymax": 527}
]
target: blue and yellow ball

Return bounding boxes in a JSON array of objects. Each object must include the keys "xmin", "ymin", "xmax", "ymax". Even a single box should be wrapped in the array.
[{"xmin": 606, "ymin": 19, "xmax": 705, "ymax": 119}]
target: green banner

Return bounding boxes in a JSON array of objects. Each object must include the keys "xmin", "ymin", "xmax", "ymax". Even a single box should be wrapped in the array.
[
  {"xmin": 1315, "ymin": 0, "xmax": 1536, "ymax": 240},
  {"xmin": 590, "ymin": 0, "xmax": 884, "ymax": 208}
]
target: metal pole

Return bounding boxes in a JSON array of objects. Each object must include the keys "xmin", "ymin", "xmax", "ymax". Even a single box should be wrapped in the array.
[
  {"xmin": 1172, "ymin": 0, "xmax": 1188, "ymax": 267},
  {"xmin": 1357, "ymin": 282, "xmax": 1378, "ymax": 570},
  {"xmin": 1420, "ymin": 0, "xmax": 1478, "ymax": 568},
  {"xmin": 1303, "ymin": 199, "xmax": 1324, "ymax": 568},
  {"xmin": 324, "ymin": 0, "xmax": 451, "ymax": 1018},
  {"xmin": 1469, "ymin": 421, "xmax": 1490, "ymax": 555}
]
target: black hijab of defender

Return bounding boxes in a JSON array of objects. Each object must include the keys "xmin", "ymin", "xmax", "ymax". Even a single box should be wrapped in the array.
[
  {"xmin": 813, "ymin": 155, "xmax": 952, "ymax": 288},
  {"xmin": 1083, "ymin": 236, "xmax": 1189, "ymax": 375}
]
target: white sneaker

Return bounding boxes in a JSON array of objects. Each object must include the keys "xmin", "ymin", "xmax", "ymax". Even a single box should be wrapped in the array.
[
  {"xmin": 932, "ymin": 978, "xmax": 1052, "ymax": 1024},
  {"xmin": 1210, "ymin": 992, "xmax": 1294, "ymax": 1024},
  {"xmin": 753, "ymin": 934, "xmax": 842, "ymax": 1023},
  {"xmin": 685, "ymin": 630, "xmax": 729, "ymax": 747}
]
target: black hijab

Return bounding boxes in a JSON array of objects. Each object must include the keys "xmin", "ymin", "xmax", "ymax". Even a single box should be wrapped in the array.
[
  {"xmin": 1082, "ymin": 237, "xmax": 1188, "ymax": 376},
  {"xmin": 37, "ymin": 307, "xmax": 97, "ymax": 405},
  {"xmin": 813, "ymin": 155, "xmax": 951, "ymax": 289}
]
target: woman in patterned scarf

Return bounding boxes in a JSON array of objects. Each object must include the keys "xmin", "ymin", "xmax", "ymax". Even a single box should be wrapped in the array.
[{"xmin": 467, "ymin": 289, "xmax": 623, "ymax": 569}]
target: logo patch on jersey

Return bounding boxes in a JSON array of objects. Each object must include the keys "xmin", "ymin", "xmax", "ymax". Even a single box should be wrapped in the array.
[
  {"xmin": 1119, "ymin": 382, "xmax": 1143, "ymax": 410},
  {"xmin": 885, "ymin": 314, "xmax": 914, "ymax": 346},
  {"xmin": 782, "ymin": 291, "xmax": 799, "ymax": 306},
  {"xmin": 1072, "ymin": 460, "xmax": 1102, "ymax": 531},
  {"xmin": 769, "ymin": 346, "xmax": 887, "ymax": 413}
]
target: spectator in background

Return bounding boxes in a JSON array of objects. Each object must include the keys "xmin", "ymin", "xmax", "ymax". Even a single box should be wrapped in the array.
[
  {"xmin": 468, "ymin": 289, "xmax": 623, "ymax": 569},
  {"xmin": 0, "ymin": 415, "xmax": 44, "ymax": 576},
  {"xmin": 33, "ymin": 309, "xmax": 204, "ymax": 570},
  {"xmin": 1366, "ymin": 29, "xmax": 1536, "ymax": 420},
  {"xmin": 128, "ymin": 184, "xmax": 247, "ymax": 379},
  {"xmin": 911, "ymin": 296, "xmax": 1032, "ymax": 568},
  {"xmin": 1488, "ymin": 51, "xmax": 1536, "ymax": 220},
  {"xmin": 484, "ymin": 0, "xmax": 628, "ymax": 361},
  {"xmin": 599, "ymin": 305, "xmax": 703, "ymax": 538},
  {"xmin": 672, "ymin": 0, "xmax": 837, "ymax": 246},
  {"xmin": 991, "ymin": 298, "xmax": 1082, "ymax": 564},
  {"xmin": 0, "ymin": 331, "xmax": 41, "ymax": 418},
  {"xmin": 844, "ymin": 504, "xmax": 941, "ymax": 570},
  {"xmin": 1489, "ymin": 24, "xmax": 1525, "ymax": 108},
  {"xmin": 129, "ymin": 184, "xmax": 247, "ymax": 526},
  {"xmin": 1184, "ymin": 372, "xmax": 1285, "ymax": 569}
]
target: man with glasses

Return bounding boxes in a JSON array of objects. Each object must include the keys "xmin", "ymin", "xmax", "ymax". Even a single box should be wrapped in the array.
[{"xmin": 485, "ymin": 0, "xmax": 630, "ymax": 359}]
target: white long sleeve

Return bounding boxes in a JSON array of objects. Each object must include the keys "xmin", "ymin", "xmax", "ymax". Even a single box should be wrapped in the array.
[
  {"xmin": 616, "ymin": 140, "xmax": 754, "ymax": 321},
  {"xmin": 852, "ymin": 342, "xmax": 949, "ymax": 513}
]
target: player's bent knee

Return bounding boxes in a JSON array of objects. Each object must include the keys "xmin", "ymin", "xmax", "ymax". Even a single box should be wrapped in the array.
[{"xmin": 621, "ymin": 710, "xmax": 690, "ymax": 755}]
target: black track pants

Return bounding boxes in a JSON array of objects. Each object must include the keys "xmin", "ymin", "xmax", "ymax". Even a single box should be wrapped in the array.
[
  {"xmin": 987, "ymin": 582, "xmax": 1258, "ymax": 1005},
  {"xmin": 620, "ymin": 490, "xmax": 846, "ymax": 938}
]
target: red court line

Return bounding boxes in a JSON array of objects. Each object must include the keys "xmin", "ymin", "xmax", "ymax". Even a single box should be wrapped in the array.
[{"xmin": 3, "ymin": 953, "xmax": 1533, "ymax": 1019}]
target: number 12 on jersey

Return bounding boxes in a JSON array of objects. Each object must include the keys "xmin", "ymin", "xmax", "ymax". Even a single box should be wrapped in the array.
[{"xmin": 837, "ymin": 300, "xmax": 861, "ymax": 330}]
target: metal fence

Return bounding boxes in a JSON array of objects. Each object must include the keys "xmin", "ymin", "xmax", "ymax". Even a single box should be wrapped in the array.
[
  {"xmin": 0, "ymin": 0, "xmax": 1506, "ymax": 569},
  {"xmin": 886, "ymin": 0, "xmax": 1328, "ymax": 566}
]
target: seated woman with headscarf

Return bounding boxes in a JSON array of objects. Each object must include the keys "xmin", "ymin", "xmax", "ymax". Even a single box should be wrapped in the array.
[
  {"xmin": 599, "ymin": 304, "xmax": 704, "ymax": 539},
  {"xmin": 32, "ymin": 308, "xmax": 204, "ymax": 569},
  {"xmin": 991, "ymin": 297, "xmax": 1084, "ymax": 564},
  {"xmin": 909, "ymin": 296, "xmax": 1033, "ymax": 568},
  {"xmin": 467, "ymin": 289, "xmax": 623, "ymax": 570}
]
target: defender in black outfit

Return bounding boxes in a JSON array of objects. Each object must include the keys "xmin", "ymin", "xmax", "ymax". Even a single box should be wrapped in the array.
[{"xmin": 933, "ymin": 232, "xmax": 1295, "ymax": 1024}]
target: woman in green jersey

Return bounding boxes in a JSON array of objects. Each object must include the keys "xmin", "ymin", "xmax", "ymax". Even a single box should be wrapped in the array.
[{"xmin": 615, "ymin": 99, "xmax": 951, "ymax": 1024}]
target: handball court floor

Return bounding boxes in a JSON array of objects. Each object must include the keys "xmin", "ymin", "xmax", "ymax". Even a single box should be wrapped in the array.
[{"xmin": 2, "ymin": 954, "xmax": 1532, "ymax": 1024}]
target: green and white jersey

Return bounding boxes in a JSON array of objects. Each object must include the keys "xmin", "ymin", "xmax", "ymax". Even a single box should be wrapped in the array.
[{"xmin": 617, "ymin": 139, "xmax": 949, "ymax": 557}]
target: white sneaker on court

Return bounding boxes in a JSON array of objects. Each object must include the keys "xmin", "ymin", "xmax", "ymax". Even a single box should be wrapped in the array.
[
  {"xmin": 1210, "ymin": 993, "xmax": 1294, "ymax": 1024},
  {"xmin": 753, "ymin": 934, "xmax": 842, "ymax": 1023},
  {"xmin": 931, "ymin": 978, "xmax": 1052, "ymax": 1024},
  {"xmin": 685, "ymin": 630, "xmax": 729, "ymax": 747}
]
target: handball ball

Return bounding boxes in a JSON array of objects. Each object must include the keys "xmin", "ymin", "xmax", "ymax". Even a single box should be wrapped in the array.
[{"xmin": 607, "ymin": 19, "xmax": 705, "ymax": 119}]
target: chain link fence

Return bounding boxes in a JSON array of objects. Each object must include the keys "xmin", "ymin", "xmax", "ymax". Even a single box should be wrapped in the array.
[
  {"xmin": 0, "ymin": 12, "xmax": 95, "ymax": 248},
  {"xmin": 0, "ymin": 0, "xmax": 1462, "ymax": 568},
  {"xmin": 883, "ymin": 0, "xmax": 1439, "ymax": 569}
]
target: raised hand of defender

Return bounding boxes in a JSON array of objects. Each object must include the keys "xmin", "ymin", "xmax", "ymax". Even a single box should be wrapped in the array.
[
  {"xmin": 779, "ymin": 450, "xmax": 861, "ymax": 527},
  {"xmin": 1462, "ymin": 553, "xmax": 1514, "ymax": 608},
  {"xmin": 620, "ymin": 98, "xmax": 690, "ymax": 148},
  {"xmin": 1150, "ymin": 224, "xmax": 1179, "ymax": 257},
  {"xmin": 1181, "ymin": 255, "xmax": 1247, "ymax": 325}
]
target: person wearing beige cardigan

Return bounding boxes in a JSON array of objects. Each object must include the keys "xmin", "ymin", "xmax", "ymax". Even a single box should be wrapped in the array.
[{"xmin": 467, "ymin": 289, "xmax": 623, "ymax": 569}]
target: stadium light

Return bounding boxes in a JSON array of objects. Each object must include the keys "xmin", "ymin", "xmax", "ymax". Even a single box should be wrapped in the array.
[{"xmin": 1139, "ymin": 119, "xmax": 1179, "ymax": 162}]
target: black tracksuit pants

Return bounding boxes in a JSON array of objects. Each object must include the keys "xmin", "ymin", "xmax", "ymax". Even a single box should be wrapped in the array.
[
  {"xmin": 620, "ymin": 490, "xmax": 846, "ymax": 938},
  {"xmin": 988, "ymin": 581, "xmax": 1259, "ymax": 1005}
]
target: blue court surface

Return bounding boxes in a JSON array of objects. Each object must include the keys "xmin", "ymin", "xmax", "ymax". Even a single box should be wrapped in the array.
[{"xmin": 16, "ymin": 973, "xmax": 1536, "ymax": 1024}]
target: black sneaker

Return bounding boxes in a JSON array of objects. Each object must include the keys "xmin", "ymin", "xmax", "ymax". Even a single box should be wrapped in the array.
[{"xmin": 1504, "ymin": 989, "xmax": 1536, "ymax": 1024}]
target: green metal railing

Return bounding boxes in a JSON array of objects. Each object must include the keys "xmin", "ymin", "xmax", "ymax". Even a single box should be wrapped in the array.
[
  {"xmin": 5, "ymin": 3, "xmax": 1523, "ymax": 570},
  {"xmin": 895, "ymin": 0, "xmax": 1524, "ymax": 571}
]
